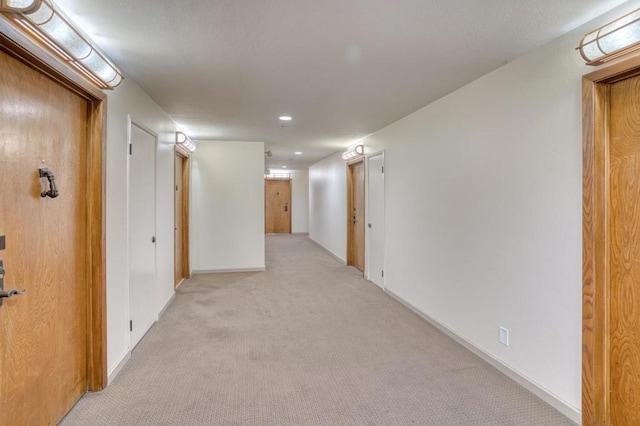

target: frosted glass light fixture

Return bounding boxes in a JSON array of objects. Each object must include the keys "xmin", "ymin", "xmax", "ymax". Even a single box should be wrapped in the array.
[
  {"xmin": 578, "ymin": 7, "xmax": 640, "ymax": 66},
  {"xmin": 341, "ymin": 145, "xmax": 364, "ymax": 161},
  {"xmin": 1, "ymin": 0, "xmax": 123, "ymax": 88},
  {"xmin": 176, "ymin": 131, "xmax": 196, "ymax": 153}
]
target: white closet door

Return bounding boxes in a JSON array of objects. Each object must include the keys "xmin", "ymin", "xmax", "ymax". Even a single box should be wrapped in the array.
[
  {"xmin": 129, "ymin": 123, "xmax": 157, "ymax": 349},
  {"xmin": 368, "ymin": 153, "xmax": 385, "ymax": 289}
]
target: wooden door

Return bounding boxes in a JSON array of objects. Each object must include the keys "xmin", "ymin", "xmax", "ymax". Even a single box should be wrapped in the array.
[
  {"xmin": 174, "ymin": 153, "xmax": 189, "ymax": 288},
  {"xmin": 0, "ymin": 48, "xmax": 88, "ymax": 425},
  {"xmin": 265, "ymin": 179, "xmax": 291, "ymax": 233},
  {"xmin": 347, "ymin": 160, "xmax": 365, "ymax": 272},
  {"xmin": 607, "ymin": 74, "xmax": 640, "ymax": 424}
]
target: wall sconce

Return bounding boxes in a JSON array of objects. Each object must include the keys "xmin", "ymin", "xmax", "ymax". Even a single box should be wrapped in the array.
[
  {"xmin": 176, "ymin": 131, "xmax": 196, "ymax": 154},
  {"xmin": 341, "ymin": 145, "xmax": 364, "ymax": 162},
  {"xmin": 1, "ymin": 0, "xmax": 123, "ymax": 89},
  {"xmin": 578, "ymin": 7, "xmax": 640, "ymax": 66}
]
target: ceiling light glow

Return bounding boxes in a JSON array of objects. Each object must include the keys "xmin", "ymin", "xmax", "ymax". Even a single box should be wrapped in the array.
[
  {"xmin": 294, "ymin": 151, "xmax": 302, "ymax": 155},
  {"xmin": 279, "ymin": 116, "xmax": 292, "ymax": 121}
]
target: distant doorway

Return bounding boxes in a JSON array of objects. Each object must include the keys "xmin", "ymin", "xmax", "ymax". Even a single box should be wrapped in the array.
[
  {"xmin": 347, "ymin": 160, "xmax": 365, "ymax": 273},
  {"xmin": 265, "ymin": 178, "xmax": 292, "ymax": 233}
]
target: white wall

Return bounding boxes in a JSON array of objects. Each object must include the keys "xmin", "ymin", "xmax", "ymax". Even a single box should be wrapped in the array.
[
  {"xmin": 309, "ymin": 152, "xmax": 347, "ymax": 261},
  {"xmin": 191, "ymin": 141, "xmax": 265, "ymax": 272},
  {"xmin": 308, "ymin": 3, "xmax": 640, "ymax": 421},
  {"xmin": 290, "ymin": 169, "xmax": 309, "ymax": 233},
  {"xmin": 105, "ymin": 77, "xmax": 178, "ymax": 377}
]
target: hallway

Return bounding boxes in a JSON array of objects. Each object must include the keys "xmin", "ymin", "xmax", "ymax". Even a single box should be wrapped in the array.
[{"xmin": 62, "ymin": 235, "xmax": 572, "ymax": 425}]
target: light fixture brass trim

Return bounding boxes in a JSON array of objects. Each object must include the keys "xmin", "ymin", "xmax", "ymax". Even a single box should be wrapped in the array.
[{"xmin": 577, "ymin": 7, "xmax": 640, "ymax": 66}]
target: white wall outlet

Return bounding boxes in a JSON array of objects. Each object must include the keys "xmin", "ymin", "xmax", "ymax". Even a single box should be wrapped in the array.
[{"xmin": 499, "ymin": 326, "xmax": 509, "ymax": 346}]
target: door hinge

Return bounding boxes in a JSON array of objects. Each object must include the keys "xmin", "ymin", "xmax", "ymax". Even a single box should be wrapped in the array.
[
  {"xmin": 130, "ymin": 320, "xmax": 133, "ymax": 331},
  {"xmin": 381, "ymin": 166, "xmax": 384, "ymax": 174},
  {"xmin": 176, "ymin": 185, "xmax": 178, "ymax": 191},
  {"xmin": 382, "ymin": 270, "xmax": 384, "ymax": 277},
  {"xmin": 129, "ymin": 144, "xmax": 132, "ymax": 155}
]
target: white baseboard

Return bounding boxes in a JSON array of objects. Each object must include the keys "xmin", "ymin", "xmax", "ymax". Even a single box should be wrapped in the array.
[
  {"xmin": 107, "ymin": 350, "xmax": 131, "ymax": 385},
  {"xmin": 192, "ymin": 267, "xmax": 266, "ymax": 274},
  {"xmin": 384, "ymin": 288, "xmax": 581, "ymax": 425},
  {"xmin": 308, "ymin": 238, "xmax": 346, "ymax": 265}
]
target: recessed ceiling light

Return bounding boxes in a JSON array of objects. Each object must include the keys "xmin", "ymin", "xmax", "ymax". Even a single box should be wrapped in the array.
[
  {"xmin": 294, "ymin": 151, "xmax": 302, "ymax": 155},
  {"xmin": 279, "ymin": 116, "xmax": 292, "ymax": 121},
  {"xmin": 282, "ymin": 165, "xmax": 287, "ymax": 168}
]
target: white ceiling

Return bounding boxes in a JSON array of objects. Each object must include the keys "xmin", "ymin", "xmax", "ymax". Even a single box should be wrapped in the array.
[{"xmin": 54, "ymin": 0, "xmax": 628, "ymax": 169}]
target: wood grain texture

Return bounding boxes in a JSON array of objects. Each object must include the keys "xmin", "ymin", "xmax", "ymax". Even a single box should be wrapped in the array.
[
  {"xmin": 608, "ymin": 75, "xmax": 640, "ymax": 425},
  {"xmin": 86, "ymin": 97, "xmax": 107, "ymax": 391},
  {"xmin": 582, "ymin": 77, "xmax": 597, "ymax": 426},
  {"xmin": 582, "ymin": 79, "xmax": 611, "ymax": 426},
  {"xmin": 0, "ymin": 48, "xmax": 87, "ymax": 425},
  {"xmin": 265, "ymin": 179, "xmax": 292, "ymax": 234},
  {"xmin": 347, "ymin": 160, "xmax": 365, "ymax": 273}
]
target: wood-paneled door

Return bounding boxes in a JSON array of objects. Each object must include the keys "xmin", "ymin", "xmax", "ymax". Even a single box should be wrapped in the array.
[
  {"xmin": 583, "ymin": 56, "xmax": 640, "ymax": 425},
  {"xmin": 174, "ymin": 153, "xmax": 190, "ymax": 288},
  {"xmin": 265, "ymin": 179, "xmax": 291, "ymax": 233},
  {"xmin": 0, "ymin": 42, "xmax": 106, "ymax": 424},
  {"xmin": 347, "ymin": 160, "xmax": 365, "ymax": 273}
]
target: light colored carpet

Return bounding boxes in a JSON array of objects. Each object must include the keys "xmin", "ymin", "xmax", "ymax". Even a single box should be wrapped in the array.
[{"xmin": 62, "ymin": 234, "xmax": 574, "ymax": 425}]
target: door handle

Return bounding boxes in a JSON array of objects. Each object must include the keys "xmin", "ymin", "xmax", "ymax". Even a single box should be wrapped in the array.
[
  {"xmin": 284, "ymin": 203, "xmax": 288, "ymax": 212},
  {"xmin": 0, "ymin": 260, "xmax": 26, "ymax": 307},
  {"xmin": 0, "ymin": 289, "xmax": 26, "ymax": 299}
]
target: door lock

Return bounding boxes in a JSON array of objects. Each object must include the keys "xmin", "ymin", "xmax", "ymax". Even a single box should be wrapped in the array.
[{"xmin": 0, "ymin": 260, "xmax": 26, "ymax": 307}]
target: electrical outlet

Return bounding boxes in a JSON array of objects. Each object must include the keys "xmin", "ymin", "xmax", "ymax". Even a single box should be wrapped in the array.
[{"xmin": 499, "ymin": 326, "xmax": 509, "ymax": 346}]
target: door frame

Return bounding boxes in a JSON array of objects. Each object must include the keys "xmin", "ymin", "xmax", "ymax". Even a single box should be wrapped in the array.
[
  {"xmin": 174, "ymin": 151, "xmax": 190, "ymax": 288},
  {"xmin": 582, "ymin": 53, "xmax": 640, "ymax": 425},
  {"xmin": 0, "ymin": 16, "xmax": 107, "ymax": 390},
  {"xmin": 346, "ymin": 158, "xmax": 365, "ymax": 271}
]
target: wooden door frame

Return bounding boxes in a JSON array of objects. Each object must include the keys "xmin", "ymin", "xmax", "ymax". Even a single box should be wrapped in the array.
[
  {"xmin": 582, "ymin": 54, "xmax": 640, "ymax": 426},
  {"xmin": 346, "ymin": 158, "xmax": 365, "ymax": 269},
  {"xmin": 175, "ymin": 151, "xmax": 190, "ymax": 287},
  {"xmin": 0, "ymin": 15, "xmax": 107, "ymax": 391}
]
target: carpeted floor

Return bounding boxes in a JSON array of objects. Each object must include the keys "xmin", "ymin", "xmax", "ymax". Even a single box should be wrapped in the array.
[{"xmin": 61, "ymin": 234, "xmax": 574, "ymax": 425}]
